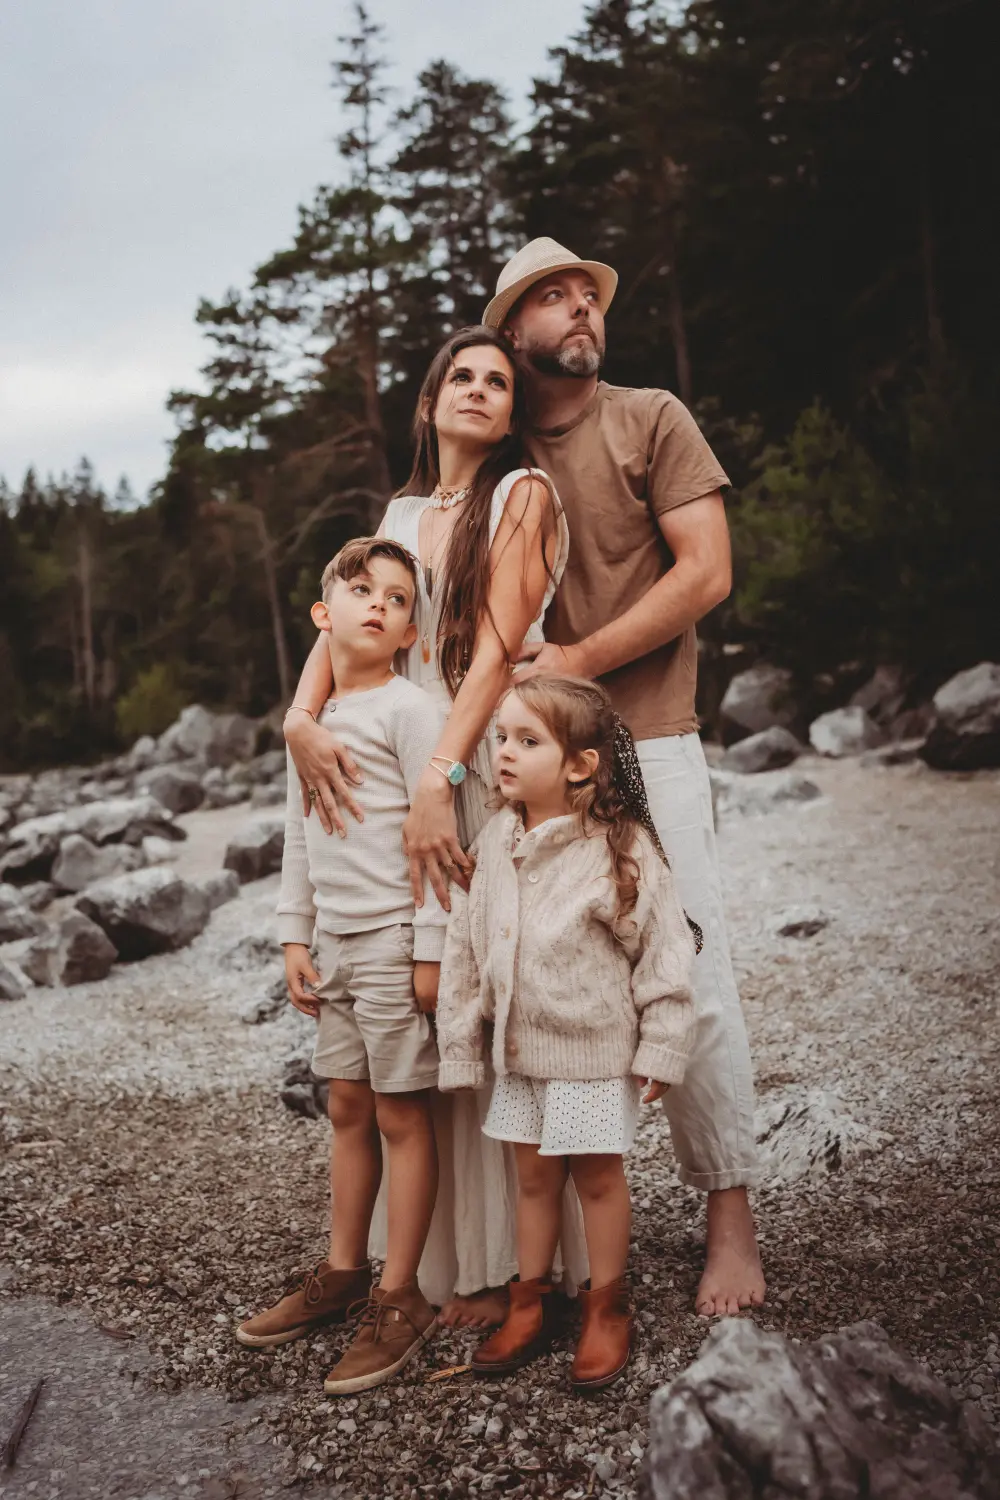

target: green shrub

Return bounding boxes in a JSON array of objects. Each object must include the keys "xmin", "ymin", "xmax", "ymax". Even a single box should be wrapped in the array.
[
  {"xmin": 115, "ymin": 664, "xmax": 187, "ymax": 742},
  {"xmin": 728, "ymin": 403, "xmax": 894, "ymax": 677}
]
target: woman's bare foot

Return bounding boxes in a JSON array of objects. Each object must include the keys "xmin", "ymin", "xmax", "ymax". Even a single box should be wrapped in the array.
[
  {"xmin": 439, "ymin": 1285, "xmax": 509, "ymax": 1329},
  {"xmin": 695, "ymin": 1187, "xmax": 766, "ymax": 1317}
]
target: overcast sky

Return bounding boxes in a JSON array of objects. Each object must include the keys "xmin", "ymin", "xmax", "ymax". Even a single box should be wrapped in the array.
[{"xmin": 0, "ymin": 0, "xmax": 587, "ymax": 499}]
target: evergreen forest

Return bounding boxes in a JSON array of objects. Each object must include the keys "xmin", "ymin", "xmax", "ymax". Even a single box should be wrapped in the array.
[{"xmin": 3, "ymin": 0, "xmax": 998, "ymax": 769}]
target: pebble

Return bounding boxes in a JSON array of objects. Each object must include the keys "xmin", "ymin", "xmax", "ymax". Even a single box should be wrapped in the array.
[{"xmin": 1, "ymin": 759, "xmax": 997, "ymax": 1500}]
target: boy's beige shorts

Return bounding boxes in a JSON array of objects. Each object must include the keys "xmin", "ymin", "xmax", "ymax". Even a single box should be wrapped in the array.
[{"xmin": 311, "ymin": 924, "xmax": 440, "ymax": 1093}]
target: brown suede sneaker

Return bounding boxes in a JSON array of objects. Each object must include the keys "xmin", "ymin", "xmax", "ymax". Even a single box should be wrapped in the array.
[
  {"xmin": 235, "ymin": 1261, "xmax": 371, "ymax": 1348},
  {"xmin": 323, "ymin": 1281, "xmax": 437, "ymax": 1394}
]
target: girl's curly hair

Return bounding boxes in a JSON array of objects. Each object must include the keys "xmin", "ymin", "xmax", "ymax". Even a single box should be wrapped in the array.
[{"xmin": 502, "ymin": 673, "xmax": 704, "ymax": 950}]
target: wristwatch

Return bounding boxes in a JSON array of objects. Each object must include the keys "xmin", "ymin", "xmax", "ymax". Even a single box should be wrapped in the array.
[{"xmin": 430, "ymin": 757, "xmax": 467, "ymax": 787}]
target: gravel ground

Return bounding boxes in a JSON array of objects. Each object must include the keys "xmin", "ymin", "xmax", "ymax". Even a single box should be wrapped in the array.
[{"xmin": 1, "ymin": 756, "xmax": 998, "ymax": 1499}]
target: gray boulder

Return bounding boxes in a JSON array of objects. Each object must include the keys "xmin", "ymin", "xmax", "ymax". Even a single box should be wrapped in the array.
[
  {"xmin": 0, "ymin": 956, "xmax": 30, "ymax": 1001},
  {"xmin": 224, "ymin": 933, "xmax": 283, "ymax": 971},
  {"xmin": 860, "ymin": 738, "xmax": 926, "ymax": 768},
  {"xmin": 51, "ymin": 834, "xmax": 144, "ymax": 894},
  {"xmin": 772, "ymin": 905, "xmax": 829, "ymax": 938},
  {"xmin": 201, "ymin": 767, "xmax": 249, "ymax": 809},
  {"xmin": 850, "ymin": 664, "xmax": 907, "ymax": 723},
  {"xmin": 223, "ymin": 816, "xmax": 285, "ymax": 884},
  {"xmin": 710, "ymin": 769, "xmax": 822, "ymax": 819},
  {"xmin": 141, "ymin": 834, "xmax": 179, "ymax": 866},
  {"xmin": 0, "ymin": 795, "xmax": 185, "ymax": 884},
  {"xmin": 720, "ymin": 726, "xmax": 805, "ymax": 775},
  {"xmin": 77, "ymin": 866, "xmax": 210, "ymax": 960},
  {"xmin": 0, "ymin": 885, "xmax": 47, "ymax": 942},
  {"xmin": 755, "ymin": 1088, "xmax": 888, "ymax": 1186},
  {"xmin": 643, "ymin": 1318, "xmax": 999, "ymax": 1500},
  {"xmin": 809, "ymin": 705, "xmax": 884, "ymax": 757},
  {"xmin": 241, "ymin": 974, "xmax": 289, "ymax": 1026},
  {"xmin": 247, "ymin": 748, "xmax": 288, "ymax": 784},
  {"xmin": 249, "ymin": 781, "xmax": 286, "ymax": 809},
  {"xmin": 119, "ymin": 733, "xmax": 158, "ymax": 772},
  {"xmin": 138, "ymin": 764, "xmax": 205, "ymax": 815},
  {"xmin": 194, "ymin": 869, "xmax": 240, "ymax": 911},
  {"xmin": 157, "ymin": 704, "xmax": 258, "ymax": 768},
  {"xmin": 281, "ymin": 1052, "xmax": 329, "ymax": 1120},
  {"xmin": 921, "ymin": 661, "xmax": 1000, "ymax": 770},
  {"xmin": 22, "ymin": 911, "xmax": 118, "ymax": 987},
  {"xmin": 719, "ymin": 664, "xmax": 797, "ymax": 744},
  {"xmin": 19, "ymin": 880, "xmax": 57, "ymax": 912}
]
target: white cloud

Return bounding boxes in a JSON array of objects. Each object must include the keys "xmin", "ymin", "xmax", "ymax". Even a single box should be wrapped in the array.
[{"xmin": 0, "ymin": 0, "xmax": 587, "ymax": 497}]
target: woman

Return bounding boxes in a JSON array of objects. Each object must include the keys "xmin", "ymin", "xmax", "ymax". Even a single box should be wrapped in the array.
[{"xmin": 284, "ymin": 325, "xmax": 587, "ymax": 1323}]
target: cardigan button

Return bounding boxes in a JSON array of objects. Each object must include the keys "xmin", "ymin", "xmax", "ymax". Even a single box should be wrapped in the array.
[
  {"xmin": 501, "ymin": 926, "xmax": 511, "ymax": 940},
  {"xmin": 527, "ymin": 872, "xmax": 539, "ymax": 884},
  {"xmin": 506, "ymin": 1040, "xmax": 519, "ymax": 1058}
]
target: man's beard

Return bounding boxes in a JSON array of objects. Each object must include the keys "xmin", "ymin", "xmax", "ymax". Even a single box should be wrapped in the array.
[{"xmin": 522, "ymin": 329, "xmax": 604, "ymax": 380}]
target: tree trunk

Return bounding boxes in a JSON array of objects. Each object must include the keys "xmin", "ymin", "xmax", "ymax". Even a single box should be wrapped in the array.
[
  {"xmin": 250, "ymin": 493, "xmax": 293, "ymax": 704},
  {"xmin": 666, "ymin": 256, "xmax": 693, "ymax": 408},
  {"xmin": 77, "ymin": 521, "xmax": 96, "ymax": 711},
  {"xmin": 659, "ymin": 160, "xmax": 693, "ymax": 406},
  {"xmin": 358, "ymin": 314, "xmax": 393, "ymax": 526},
  {"xmin": 919, "ymin": 168, "xmax": 944, "ymax": 356}
]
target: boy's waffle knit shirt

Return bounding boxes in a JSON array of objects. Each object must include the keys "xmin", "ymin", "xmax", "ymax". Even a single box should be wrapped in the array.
[{"xmin": 277, "ymin": 675, "xmax": 448, "ymax": 962}]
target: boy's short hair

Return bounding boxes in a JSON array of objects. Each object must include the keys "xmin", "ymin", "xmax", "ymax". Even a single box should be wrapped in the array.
[{"xmin": 321, "ymin": 537, "xmax": 420, "ymax": 615}]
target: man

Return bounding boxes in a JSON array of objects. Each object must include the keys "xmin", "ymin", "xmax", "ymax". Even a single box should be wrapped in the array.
[{"xmin": 487, "ymin": 238, "xmax": 764, "ymax": 1318}]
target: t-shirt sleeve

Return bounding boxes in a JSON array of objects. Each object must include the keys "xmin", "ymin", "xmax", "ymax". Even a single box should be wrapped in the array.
[{"xmin": 647, "ymin": 393, "xmax": 730, "ymax": 518}]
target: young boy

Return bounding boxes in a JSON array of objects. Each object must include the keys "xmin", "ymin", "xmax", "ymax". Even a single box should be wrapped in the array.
[{"xmin": 236, "ymin": 537, "xmax": 446, "ymax": 1394}]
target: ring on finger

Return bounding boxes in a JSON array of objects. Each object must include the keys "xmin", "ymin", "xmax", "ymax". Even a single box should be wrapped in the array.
[{"xmin": 308, "ymin": 787, "xmax": 318, "ymax": 804}]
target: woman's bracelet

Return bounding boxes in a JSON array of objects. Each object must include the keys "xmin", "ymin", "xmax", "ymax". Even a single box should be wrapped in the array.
[
  {"xmin": 429, "ymin": 756, "xmax": 467, "ymax": 787},
  {"xmin": 284, "ymin": 705, "xmax": 317, "ymax": 723}
]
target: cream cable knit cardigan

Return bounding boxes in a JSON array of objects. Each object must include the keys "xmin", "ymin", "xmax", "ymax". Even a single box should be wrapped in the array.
[{"xmin": 437, "ymin": 808, "xmax": 696, "ymax": 1091}]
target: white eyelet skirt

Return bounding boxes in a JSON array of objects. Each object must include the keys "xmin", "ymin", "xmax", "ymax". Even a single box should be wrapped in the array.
[{"xmin": 483, "ymin": 1074, "xmax": 641, "ymax": 1156}]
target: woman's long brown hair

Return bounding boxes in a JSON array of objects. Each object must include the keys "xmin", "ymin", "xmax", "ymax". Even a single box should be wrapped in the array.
[
  {"xmin": 503, "ymin": 675, "xmax": 644, "ymax": 933},
  {"xmin": 397, "ymin": 325, "xmax": 548, "ymax": 699}
]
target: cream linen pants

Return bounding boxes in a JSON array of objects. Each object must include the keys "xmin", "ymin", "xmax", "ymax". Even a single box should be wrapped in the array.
[{"xmin": 636, "ymin": 732, "xmax": 759, "ymax": 1189}]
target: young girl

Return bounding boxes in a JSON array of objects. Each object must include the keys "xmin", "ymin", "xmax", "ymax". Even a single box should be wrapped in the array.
[{"xmin": 436, "ymin": 674, "xmax": 698, "ymax": 1391}]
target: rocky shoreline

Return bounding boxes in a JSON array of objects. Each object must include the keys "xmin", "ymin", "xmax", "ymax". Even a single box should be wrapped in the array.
[{"xmin": 2, "ymin": 747, "xmax": 998, "ymax": 1498}]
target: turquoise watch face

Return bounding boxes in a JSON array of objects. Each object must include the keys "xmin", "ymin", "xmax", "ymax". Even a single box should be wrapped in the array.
[{"xmin": 447, "ymin": 761, "xmax": 467, "ymax": 786}]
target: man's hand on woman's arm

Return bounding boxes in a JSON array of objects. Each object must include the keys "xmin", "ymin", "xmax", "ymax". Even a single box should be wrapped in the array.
[
  {"xmin": 516, "ymin": 491, "xmax": 731, "ymax": 682},
  {"xmin": 284, "ymin": 633, "xmax": 363, "ymax": 837}
]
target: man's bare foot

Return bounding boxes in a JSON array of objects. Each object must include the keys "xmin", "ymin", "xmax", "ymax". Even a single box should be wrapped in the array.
[
  {"xmin": 439, "ymin": 1285, "xmax": 509, "ymax": 1330},
  {"xmin": 695, "ymin": 1186, "xmax": 765, "ymax": 1317}
]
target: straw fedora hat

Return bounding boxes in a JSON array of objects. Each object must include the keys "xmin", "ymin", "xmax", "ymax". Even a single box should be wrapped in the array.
[{"xmin": 483, "ymin": 237, "xmax": 618, "ymax": 330}]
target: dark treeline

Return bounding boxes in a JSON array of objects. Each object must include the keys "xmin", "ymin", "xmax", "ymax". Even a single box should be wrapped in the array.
[{"xmin": 3, "ymin": 0, "xmax": 998, "ymax": 769}]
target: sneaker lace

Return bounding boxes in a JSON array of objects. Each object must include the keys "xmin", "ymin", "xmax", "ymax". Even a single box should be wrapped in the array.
[
  {"xmin": 345, "ymin": 1292, "xmax": 421, "ymax": 1341},
  {"xmin": 282, "ymin": 1262, "xmax": 327, "ymax": 1307}
]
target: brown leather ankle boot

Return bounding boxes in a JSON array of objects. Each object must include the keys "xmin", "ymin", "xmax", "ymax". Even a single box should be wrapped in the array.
[
  {"xmin": 569, "ymin": 1276, "xmax": 632, "ymax": 1391},
  {"xmin": 472, "ymin": 1275, "xmax": 558, "ymax": 1376}
]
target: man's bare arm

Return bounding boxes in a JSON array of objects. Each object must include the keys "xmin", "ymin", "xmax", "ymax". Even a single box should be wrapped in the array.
[{"xmin": 521, "ymin": 492, "xmax": 731, "ymax": 682}]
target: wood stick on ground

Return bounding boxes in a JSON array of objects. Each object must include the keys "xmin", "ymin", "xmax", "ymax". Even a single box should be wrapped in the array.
[{"xmin": 2, "ymin": 1378, "xmax": 45, "ymax": 1469}]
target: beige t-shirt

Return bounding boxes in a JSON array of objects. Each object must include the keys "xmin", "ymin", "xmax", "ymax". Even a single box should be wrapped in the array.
[{"xmin": 525, "ymin": 383, "xmax": 729, "ymax": 740}]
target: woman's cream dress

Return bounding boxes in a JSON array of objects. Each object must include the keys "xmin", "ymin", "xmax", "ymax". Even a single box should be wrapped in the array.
[{"xmin": 370, "ymin": 467, "xmax": 589, "ymax": 1304}]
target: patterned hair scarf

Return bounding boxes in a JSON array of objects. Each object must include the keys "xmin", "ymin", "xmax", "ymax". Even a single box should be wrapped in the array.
[{"xmin": 611, "ymin": 714, "xmax": 704, "ymax": 955}]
